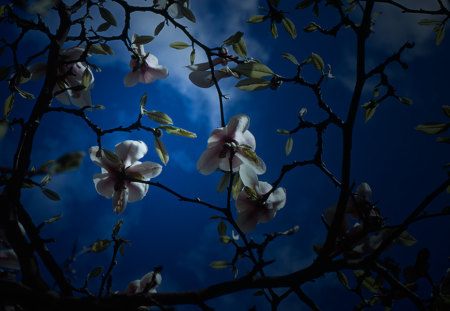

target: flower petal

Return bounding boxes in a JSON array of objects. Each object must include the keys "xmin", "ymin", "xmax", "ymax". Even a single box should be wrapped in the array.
[
  {"xmin": 267, "ymin": 187, "xmax": 286, "ymax": 210},
  {"xmin": 113, "ymin": 188, "xmax": 129, "ymax": 215},
  {"xmin": 235, "ymin": 151, "xmax": 266, "ymax": 175},
  {"xmin": 236, "ymin": 209, "xmax": 258, "ymax": 233},
  {"xmin": 28, "ymin": 62, "xmax": 47, "ymax": 81},
  {"xmin": 89, "ymin": 146, "xmax": 121, "ymax": 172},
  {"xmin": 227, "ymin": 114, "xmax": 250, "ymax": 135},
  {"xmin": 0, "ymin": 249, "xmax": 20, "ymax": 270},
  {"xmin": 127, "ymin": 181, "xmax": 148, "ymax": 203},
  {"xmin": 70, "ymin": 89, "xmax": 92, "ymax": 109},
  {"xmin": 125, "ymin": 280, "xmax": 140, "ymax": 295},
  {"xmin": 127, "ymin": 161, "xmax": 162, "ymax": 180},
  {"xmin": 197, "ymin": 146, "xmax": 222, "ymax": 175},
  {"xmin": 115, "ymin": 140, "xmax": 148, "ymax": 167},
  {"xmin": 93, "ymin": 173, "xmax": 115, "ymax": 198},
  {"xmin": 124, "ymin": 71, "xmax": 140, "ymax": 87},
  {"xmin": 239, "ymin": 164, "xmax": 259, "ymax": 189}
]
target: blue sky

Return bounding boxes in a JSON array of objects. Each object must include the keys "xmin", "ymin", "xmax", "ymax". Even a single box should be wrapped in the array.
[{"xmin": 1, "ymin": 0, "xmax": 449, "ymax": 310}]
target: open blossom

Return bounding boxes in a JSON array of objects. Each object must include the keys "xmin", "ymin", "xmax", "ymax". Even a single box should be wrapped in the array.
[
  {"xmin": 29, "ymin": 47, "xmax": 94, "ymax": 108},
  {"xmin": 235, "ymin": 182, "xmax": 286, "ymax": 233},
  {"xmin": 346, "ymin": 182, "xmax": 372, "ymax": 219},
  {"xmin": 157, "ymin": 0, "xmax": 189, "ymax": 19},
  {"xmin": 89, "ymin": 140, "xmax": 162, "ymax": 215},
  {"xmin": 125, "ymin": 269, "xmax": 162, "ymax": 295},
  {"xmin": 197, "ymin": 114, "xmax": 266, "ymax": 181},
  {"xmin": 186, "ymin": 56, "xmax": 234, "ymax": 88},
  {"xmin": 124, "ymin": 34, "xmax": 169, "ymax": 87}
]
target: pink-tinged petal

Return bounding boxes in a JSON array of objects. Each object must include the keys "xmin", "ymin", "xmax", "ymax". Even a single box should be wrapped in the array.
[
  {"xmin": 217, "ymin": 153, "xmax": 242, "ymax": 172},
  {"xmin": 127, "ymin": 161, "xmax": 162, "ymax": 180},
  {"xmin": 124, "ymin": 71, "xmax": 140, "ymax": 87},
  {"xmin": 236, "ymin": 209, "xmax": 258, "ymax": 233},
  {"xmin": 227, "ymin": 114, "xmax": 250, "ymax": 135},
  {"xmin": 197, "ymin": 146, "xmax": 222, "ymax": 175},
  {"xmin": 125, "ymin": 280, "xmax": 140, "ymax": 295},
  {"xmin": 145, "ymin": 53, "xmax": 159, "ymax": 67},
  {"xmin": 28, "ymin": 62, "xmax": 47, "ymax": 81},
  {"xmin": 255, "ymin": 181, "xmax": 272, "ymax": 196},
  {"xmin": 239, "ymin": 164, "xmax": 259, "ymax": 189},
  {"xmin": 257, "ymin": 208, "xmax": 277, "ymax": 224},
  {"xmin": 89, "ymin": 146, "xmax": 121, "ymax": 172},
  {"xmin": 206, "ymin": 128, "xmax": 226, "ymax": 148},
  {"xmin": 0, "ymin": 249, "xmax": 20, "ymax": 270},
  {"xmin": 149, "ymin": 64, "xmax": 169, "ymax": 80},
  {"xmin": 267, "ymin": 187, "xmax": 286, "ymax": 210},
  {"xmin": 235, "ymin": 151, "xmax": 266, "ymax": 175},
  {"xmin": 139, "ymin": 271, "xmax": 162, "ymax": 293},
  {"xmin": 61, "ymin": 46, "xmax": 86, "ymax": 61},
  {"xmin": 235, "ymin": 191, "xmax": 255, "ymax": 213},
  {"xmin": 93, "ymin": 173, "xmax": 115, "ymax": 199},
  {"xmin": 113, "ymin": 188, "xmax": 129, "ymax": 215},
  {"xmin": 238, "ymin": 131, "xmax": 256, "ymax": 149},
  {"xmin": 115, "ymin": 140, "xmax": 148, "ymax": 167},
  {"xmin": 70, "ymin": 89, "xmax": 92, "ymax": 109},
  {"xmin": 186, "ymin": 62, "xmax": 211, "ymax": 72},
  {"xmin": 55, "ymin": 92, "xmax": 71, "ymax": 106},
  {"xmin": 356, "ymin": 182, "xmax": 372, "ymax": 202},
  {"xmin": 126, "ymin": 181, "xmax": 149, "ymax": 203}
]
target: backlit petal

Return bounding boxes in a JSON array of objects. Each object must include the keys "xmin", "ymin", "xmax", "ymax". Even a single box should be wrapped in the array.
[
  {"xmin": 197, "ymin": 146, "xmax": 222, "ymax": 175},
  {"xmin": 124, "ymin": 71, "xmax": 139, "ymax": 87},
  {"xmin": 115, "ymin": 140, "xmax": 148, "ymax": 167},
  {"xmin": 93, "ymin": 173, "xmax": 115, "ymax": 198},
  {"xmin": 113, "ymin": 188, "xmax": 128, "ymax": 215},
  {"xmin": 127, "ymin": 181, "xmax": 148, "ymax": 203},
  {"xmin": 127, "ymin": 161, "xmax": 162, "ymax": 179}
]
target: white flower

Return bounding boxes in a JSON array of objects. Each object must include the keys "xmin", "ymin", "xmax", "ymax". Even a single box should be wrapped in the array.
[
  {"xmin": 125, "ymin": 270, "xmax": 162, "ymax": 295},
  {"xmin": 236, "ymin": 182, "xmax": 286, "ymax": 233},
  {"xmin": 124, "ymin": 34, "xmax": 169, "ymax": 87},
  {"xmin": 186, "ymin": 57, "xmax": 233, "ymax": 88},
  {"xmin": 89, "ymin": 140, "xmax": 162, "ymax": 215},
  {"xmin": 157, "ymin": 0, "xmax": 189, "ymax": 19}
]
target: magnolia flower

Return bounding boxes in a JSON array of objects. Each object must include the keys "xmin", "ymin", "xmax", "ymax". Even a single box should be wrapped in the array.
[
  {"xmin": 89, "ymin": 140, "xmax": 162, "ymax": 215},
  {"xmin": 29, "ymin": 47, "xmax": 94, "ymax": 108},
  {"xmin": 235, "ymin": 182, "xmax": 286, "ymax": 233},
  {"xmin": 186, "ymin": 57, "xmax": 233, "ymax": 88},
  {"xmin": 346, "ymin": 182, "xmax": 372, "ymax": 219},
  {"xmin": 157, "ymin": 0, "xmax": 189, "ymax": 19},
  {"xmin": 124, "ymin": 34, "xmax": 169, "ymax": 87},
  {"xmin": 125, "ymin": 269, "xmax": 162, "ymax": 295},
  {"xmin": 0, "ymin": 249, "xmax": 20, "ymax": 270},
  {"xmin": 197, "ymin": 114, "xmax": 266, "ymax": 182}
]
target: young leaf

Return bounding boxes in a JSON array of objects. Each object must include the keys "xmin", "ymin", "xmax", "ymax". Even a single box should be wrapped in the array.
[
  {"xmin": 155, "ymin": 137, "xmax": 169, "ymax": 165},
  {"xmin": 277, "ymin": 129, "xmax": 290, "ymax": 135},
  {"xmin": 89, "ymin": 45, "xmax": 108, "ymax": 55},
  {"xmin": 44, "ymin": 214, "xmax": 63, "ymax": 224},
  {"xmin": 337, "ymin": 271, "xmax": 350, "ymax": 289},
  {"xmin": 217, "ymin": 172, "xmax": 231, "ymax": 193},
  {"xmin": 217, "ymin": 221, "xmax": 227, "ymax": 236},
  {"xmin": 285, "ymin": 137, "xmax": 293, "ymax": 155},
  {"xmin": 42, "ymin": 188, "xmax": 61, "ymax": 201},
  {"xmin": 99, "ymin": 7, "xmax": 117, "ymax": 26},
  {"xmin": 112, "ymin": 219, "xmax": 123, "ymax": 238},
  {"xmin": 223, "ymin": 31, "xmax": 244, "ymax": 46},
  {"xmin": 304, "ymin": 23, "xmax": 319, "ymax": 32},
  {"xmin": 144, "ymin": 110, "xmax": 173, "ymax": 125},
  {"xmin": 247, "ymin": 15, "xmax": 266, "ymax": 23},
  {"xmin": 281, "ymin": 53, "xmax": 299, "ymax": 65},
  {"xmin": 97, "ymin": 22, "xmax": 111, "ymax": 32},
  {"xmin": 16, "ymin": 88, "xmax": 34, "ymax": 100},
  {"xmin": 361, "ymin": 102, "xmax": 379, "ymax": 122},
  {"xmin": 415, "ymin": 122, "xmax": 449, "ymax": 135},
  {"xmin": 399, "ymin": 97, "xmax": 412, "ymax": 105},
  {"xmin": 139, "ymin": 93, "xmax": 147, "ymax": 115},
  {"xmin": 100, "ymin": 43, "xmax": 114, "ymax": 55},
  {"xmin": 90, "ymin": 239, "xmax": 111, "ymax": 253},
  {"xmin": 169, "ymin": 42, "xmax": 190, "ymax": 49},
  {"xmin": 40, "ymin": 174, "xmax": 51, "ymax": 186},
  {"xmin": 233, "ymin": 62, "xmax": 274, "ymax": 79},
  {"xmin": 133, "ymin": 35, "xmax": 155, "ymax": 45},
  {"xmin": 436, "ymin": 137, "xmax": 450, "ymax": 143},
  {"xmin": 190, "ymin": 49, "xmax": 196, "ymax": 65},
  {"xmin": 82, "ymin": 68, "xmax": 92, "ymax": 88},
  {"xmin": 231, "ymin": 173, "xmax": 243, "ymax": 199},
  {"xmin": 271, "ymin": 22, "xmax": 278, "ymax": 38},
  {"xmin": 219, "ymin": 236, "xmax": 232, "ymax": 244},
  {"xmin": 282, "ymin": 17, "xmax": 297, "ymax": 39},
  {"xmin": 181, "ymin": 6, "xmax": 196, "ymax": 23},
  {"xmin": 159, "ymin": 125, "xmax": 197, "ymax": 138},
  {"xmin": 103, "ymin": 149, "xmax": 121, "ymax": 164},
  {"xmin": 209, "ymin": 261, "xmax": 230, "ymax": 269},
  {"xmin": 311, "ymin": 53, "xmax": 325, "ymax": 72},
  {"xmin": 436, "ymin": 25, "xmax": 445, "ymax": 46},
  {"xmin": 232, "ymin": 38, "xmax": 247, "ymax": 58},
  {"xmin": 296, "ymin": 0, "xmax": 314, "ymax": 9},
  {"xmin": 88, "ymin": 266, "xmax": 104, "ymax": 279},
  {"xmin": 395, "ymin": 231, "xmax": 417, "ymax": 247},
  {"xmin": 418, "ymin": 19, "xmax": 440, "ymax": 25},
  {"xmin": 235, "ymin": 78, "xmax": 270, "ymax": 91},
  {"xmin": 3, "ymin": 93, "xmax": 14, "ymax": 117},
  {"xmin": 53, "ymin": 151, "xmax": 85, "ymax": 173},
  {"xmin": 443, "ymin": 105, "xmax": 450, "ymax": 118},
  {"xmin": 154, "ymin": 21, "xmax": 165, "ymax": 36}
]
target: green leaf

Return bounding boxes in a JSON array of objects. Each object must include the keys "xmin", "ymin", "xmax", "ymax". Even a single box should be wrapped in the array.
[
  {"xmin": 361, "ymin": 101, "xmax": 379, "ymax": 122},
  {"xmin": 223, "ymin": 31, "xmax": 244, "ymax": 46},
  {"xmin": 437, "ymin": 137, "xmax": 450, "ymax": 143},
  {"xmin": 3, "ymin": 93, "xmax": 14, "ymax": 117},
  {"xmin": 217, "ymin": 220, "xmax": 227, "ymax": 236},
  {"xmin": 181, "ymin": 6, "xmax": 196, "ymax": 22},
  {"xmin": 144, "ymin": 110, "xmax": 173, "ymax": 125},
  {"xmin": 298, "ymin": 108, "xmax": 307, "ymax": 118},
  {"xmin": 436, "ymin": 25, "xmax": 445, "ymax": 46},
  {"xmin": 169, "ymin": 42, "xmax": 190, "ymax": 49},
  {"xmin": 219, "ymin": 236, "xmax": 231, "ymax": 244},
  {"xmin": 88, "ymin": 266, "xmax": 103, "ymax": 279},
  {"xmin": 304, "ymin": 23, "xmax": 319, "ymax": 32},
  {"xmin": 97, "ymin": 22, "xmax": 111, "ymax": 32},
  {"xmin": 399, "ymin": 97, "xmax": 412, "ymax": 105},
  {"xmin": 353, "ymin": 270, "xmax": 379, "ymax": 293},
  {"xmin": 89, "ymin": 44, "xmax": 108, "ymax": 55},
  {"xmin": 337, "ymin": 271, "xmax": 350, "ymax": 289},
  {"xmin": 159, "ymin": 125, "xmax": 197, "ymax": 138},
  {"xmin": 231, "ymin": 173, "xmax": 243, "ymax": 199},
  {"xmin": 112, "ymin": 219, "xmax": 123, "ymax": 238},
  {"xmin": 92, "ymin": 105, "xmax": 105, "ymax": 110},
  {"xmin": 99, "ymin": 7, "xmax": 117, "ymax": 26},
  {"xmin": 16, "ymin": 88, "xmax": 34, "ymax": 100},
  {"xmin": 82, "ymin": 68, "xmax": 92, "ymax": 88},
  {"xmin": 271, "ymin": 22, "xmax": 278, "ymax": 38},
  {"xmin": 53, "ymin": 151, "xmax": 85, "ymax": 173},
  {"xmin": 235, "ymin": 78, "xmax": 270, "ymax": 91},
  {"xmin": 233, "ymin": 62, "xmax": 274, "ymax": 79},
  {"xmin": 373, "ymin": 88, "xmax": 379, "ymax": 98},
  {"xmin": 119, "ymin": 245, "xmax": 125, "ymax": 255},
  {"xmin": 40, "ymin": 174, "xmax": 51, "ymax": 186},
  {"xmin": 442, "ymin": 105, "xmax": 450, "ymax": 118},
  {"xmin": 395, "ymin": 231, "xmax": 417, "ymax": 246},
  {"xmin": 139, "ymin": 93, "xmax": 147, "ymax": 115},
  {"xmin": 0, "ymin": 118, "xmax": 8, "ymax": 140},
  {"xmin": 154, "ymin": 137, "xmax": 169, "ymax": 165},
  {"xmin": 154, "ymin": 21, "xmax": 165, "ymax": 36},
  {"xmin": 42, "ymin": 188, "xmax": 61, "ymax": 201},
  {"xmin": 282, "ymin": 17, "xmax": 297, "ymax": 39},
  {"xmin": 285, "ymin": 136, "xmax": 293, "ymax": 155},
  {"xmin": 38, "ymin": 160, "xmax": 55, "ymax": 173},
  {"xmin": 217, "ymin": 172, "xmax": 231, "ymax": 193},
  {"xmin": 209, "ymin": 260, "xmax": 230, "ymax": 269},
  {"xmin": 415, "ymin": 122, "xmax": 449, "ymax": 135},
  {"xmin": 232, "ymin": 38, "xmax": 247, "ymax": 58},
  {"xmin": 133, "ymin": 35, "xmax": 155, "ymax": 45},
  {"xmin": 418, "ymin": 19, "xmax": 440, "ymax": 25},
  {"xmin": 296, "ymin": 0, "xmax": 314, "ymax": 9},
  {"xmin": 90, "ymin": 239, "xmax": 111, "ymax": 253},
  {"xmin": 190, "ymin": 49, "xmax": 195, "ymax": 65},
  {"xmin": 281, "ymin": 53, "xmax": 299, "ymax": 65},
  {"xmin": 311, "ymin": 52, "xmax": 325, "ymax": 72},
  {"xmin": 100, "ymin": 43, "xmax": 114, "ymax": 55},
  {"xmin": 0, "ymin": 66, "xmax": 11, "ymax": 81},
  {"xmin": 247, "ymin": 15, "xmax": 266, "ymax": 23},
  {"xmin": 277, "ymin": 129, "xmax": 290, "ymax": 135},
  {"xmin": 240, "ymin": 145, "xmax": 258, "ymax": 164},
  {"xmin": 44, "ymin": 214, "xmax": 63, "ymax": 224}
]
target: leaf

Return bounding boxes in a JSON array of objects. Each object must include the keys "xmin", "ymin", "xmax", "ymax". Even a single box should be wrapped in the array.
[
  {"xmin": 44, "ymin": 214, "xmax": 63, "ymax": 224},
  {"xmin": 169, "ymin": 42, "xmax": 190, "ymax": 49},
  {"xmin": 88, "ymin": 266, "xmax": 103, "ymax": 279},
  {"xmin": 82, "ymin": 68, "xmax": 92, "ymax": 88},
  {"xmin": 240, "ymin": 146, "xmax": 258, "ymax": 164},
  {"xmin": 38, "ymin": 160, "xmax": 55, "ymax": 173},
  {"xmin": 285, "ymin": 137, "xmax": 293, "ymax": 155},
  {"xmin": 217, "ymin": 221, "xmax": 227, "ymax": 236},
  {"xmin": 353, "ymin": 270, "xmax": 379, "ymax": 293},
  {"xmin": 112, "ymin": 219, "xmax": 123, "ymax": 238},
  {"xmin": 399, "ymin": 97, "xmax": 412, "ymax": 105},
  {"xmin": 159, "ymin": 125, "xmax": 197, "ymax": 138},
  {"xmin": 219, "ymin": 236, "xmax": 231, "ymax": 244},
  {"xmin": 223, "ymin": 31, "xmax": 244, "ymax": 46},
  {"xmin": 40, "ymin": 174, "xmax": 51, "ymax": 186},
  {"xmin": 271, "ymin": 22, "xmax": 278, "ymax": 38},
  {"xmin": 16, "ymin": 88, "xmax": 34, "ymax": 100},
  {"xmin": 247, "ymin": 15, "xmax": 266, "ymax": 23},
  {"xmin": 253, "ymin": 290, "xmax": 265, "ymax": 296},
  {"xmin": 93, "ymin": 105, "xmax": 105, "ymax": 110},
  {"xmin": 144, "ymin": 110, "xmax": 173, "ymax": 125},
  {"xmin": 311, "ymin": 53, "xmax": 325, "ymax": 72},
  {"xmin": 120, "ymin": 245, "xmax": 125, "ymax": 255},
  {"xmin": 190, "ymin": 49, "xmax": 195, "ymax": 65},
  {"xmin": 395, "ymin": 231, "xmax": 417, "ymax": 247},
  {"xmin": 304, "ymin": 23, "xmax": 319, "ymax": 32},
  {"xmin": 180, "ymin": 6, "xmax": 196, "ymax": 22},
  {"xmin": 436, "ymin": 25, "xmax": 445, "ymax": 46},
  {"xmin": 99, "ymin": 7, "xmax": 117, "ymax": 26},
  {"xmin": 0, "ymin": 66, "xmax": 11, "ymax": 81},
  {"xmin": 337, "ymin": 271, "xmax": 350, "ymax": 289},
  {"xmin": 53, "ymin": 151, "xmax": 85, "ymax": 173},
  {"xmin": 233, "ymin": 62, "xmax": 274, "ymax": 79},
  {"xmin": 282, "ymin": 17, "xmax": 297, "ymax": 39},
  {"xmin": 154, "ymin": 137, "xmax": 169, "ymax": 165},
  {"xmin": 418, "ymin": 19, "xmax": 440, "ymax": 25},
  {"xmin": 232, "ymin": 38, "xmax": 247, "ymax": 58},
  {"xmin": 298, "ymin": 108, "xmax": 307, "ymax": 118},
  {"xmin": 296, "ymin": 0, "xmax": 314, "ymax": 9},
  {"xmin": 415, "ymin": 122, "xmax": 449, "ymax": 135},
  {"xmin": 443, "ymin": 105, "xmax": 450, "ymax": 118},
  {"xmin": 281, "ymin": 53, "xmax": 299, "ymax": 65},
  {"xmin": 0, "ymin": 118, "xmax": 8, "ymax": 140},
  {"xmin": 437, "ymin": 137, "xmax": 450, "ymax": 143},
  {"xmin": 3, "ymin": 93, "xmax": 14, "ymax": 117},
  {"xmin": 97, "ymin": 22, "xmax": 111, "ymax": 32},
  {"xmin": 154, "ymin": 21, "xmax": 165, "ymax": 36},
  {"xmin": 235, "ymin": 78, "xmax": 270, "ymax": 91},
  {"xmin": 41, "ymin": 188, "xmax": 61, "ymax": 201},
  {"xmin": 133, "ymin": 35, "xmax": 155, "ymax": 45},
  {"xmin": 277, "ymin": 129, "xmax": 290, "ymax": 135},
  {"xmin": 231, "ymin": 173, "xmax": 243, "ymax": 199},
  {"xmin": 90, "ymin": 239, "xmax": 111, "ymax": 253},
  {"xmin": 89, "ymin": 44, "xmax": 108, "ymax": 55},
  {"xmin": 139, "ymin": 93, "xmax": 147, "ymax": 115},
  {"xmin": 373, "ymin": 88, "xmax": 379, "ymax": 98},
  {"xmin": 217, "ymin": 172, "xmax": 231, "ymax": 193},
  {"xmin": 361, "ymin": 102, "xmax": 379, "ymax": 122},
  {"xmin": 100, "ymin": 43, "xmax": 114, "ymax": 55},
  {"xmin": 209, "ymin": 261, "xmax": 230, "ymax": 269}
]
